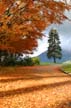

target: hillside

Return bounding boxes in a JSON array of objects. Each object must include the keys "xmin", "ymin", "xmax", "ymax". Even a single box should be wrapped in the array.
[{"xmin": 38, "ymin": 50, "xmax": 71, "ymax": 63}]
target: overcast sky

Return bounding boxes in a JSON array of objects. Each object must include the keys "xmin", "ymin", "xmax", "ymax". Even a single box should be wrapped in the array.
[{"xmin": 29, "ymin": 10, "xmax": 71, "ymax": 57}]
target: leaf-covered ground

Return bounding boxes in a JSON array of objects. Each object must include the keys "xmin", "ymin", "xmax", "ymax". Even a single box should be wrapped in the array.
[{"xmin": 0, "ymin": 65, "xmax": 71, "ymax": 108}]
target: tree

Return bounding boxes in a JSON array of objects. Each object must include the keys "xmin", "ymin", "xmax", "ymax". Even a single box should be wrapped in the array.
[
  {"xmin": 47, "ymin": 28, "xmax": 62, "ymax": 63},
  {"xmin": 0, "ymin": 0, "xmax": 70, "ymax": 54}
]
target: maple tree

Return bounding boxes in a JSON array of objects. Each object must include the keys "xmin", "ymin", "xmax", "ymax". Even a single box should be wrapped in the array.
[{"xmin": 0, "ymin": 0, "xmax": 70, "ymax": 54}]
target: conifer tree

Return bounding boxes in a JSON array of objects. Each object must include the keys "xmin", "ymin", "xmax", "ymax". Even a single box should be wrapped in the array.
[{"xmin": 47, "ymin": 28, "xmax": 62, "ymax": 63}]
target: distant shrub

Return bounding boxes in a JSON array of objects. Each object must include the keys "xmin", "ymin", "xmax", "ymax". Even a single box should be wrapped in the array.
[
  {"xmin": 0, "ymin": 51, "xmax": 39, "ymax": 66},
  {"xmin": 3, "ymin": 56, "xmax": 34, "ymax": 66},
  {"xmin": 0, "ymin": 51, "xmax": 22, "ymax": 66},
  {"xmin": 3, "ymin": 55, "xmax": 17, "ymax": 66},
  {"xmin": 23, "ymin": 56, "xmax": 34, "ymax": 66},
  {"xmin": 32, "ymin": 57, "xmax": 40, "ymax": 65}
]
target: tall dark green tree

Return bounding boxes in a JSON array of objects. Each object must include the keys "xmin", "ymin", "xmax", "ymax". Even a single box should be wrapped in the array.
[{"xmin": 47, "ymin": 28, "xmax": 62, "ymax": 63}]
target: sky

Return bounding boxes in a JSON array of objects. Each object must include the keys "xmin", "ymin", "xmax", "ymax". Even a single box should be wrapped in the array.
[{"xmin": 29, "ymin": 7, "xmax": 71, "ymax": 57}]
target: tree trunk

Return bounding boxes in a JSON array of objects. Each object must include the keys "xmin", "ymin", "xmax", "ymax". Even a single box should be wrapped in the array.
[{"xmin": 53, "ymin": 56, "xmax": 56, "ymax": 63}]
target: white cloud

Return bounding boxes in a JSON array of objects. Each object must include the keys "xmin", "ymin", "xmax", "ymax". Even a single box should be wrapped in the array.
[{"xmin": 29, "ymin": 37, "xmax": 48, "ymax": 57}]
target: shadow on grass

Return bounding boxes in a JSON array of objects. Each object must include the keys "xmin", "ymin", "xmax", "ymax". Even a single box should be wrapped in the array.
[{"xmin": 0, "ymin": 80, "xmax": 71, "ymax": 97}]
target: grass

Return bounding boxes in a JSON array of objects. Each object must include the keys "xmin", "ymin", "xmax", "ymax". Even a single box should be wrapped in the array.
[
  {"xmin": 40, "ymin": 62, "xmax": 50, "ymax": 65},
  {"xmin": 40, "ymin": 62, "xmax": 61, "ymax": 66},
  {"xmin": 62, "ymin": 64, "xmax": 71, "ymax": 74}
]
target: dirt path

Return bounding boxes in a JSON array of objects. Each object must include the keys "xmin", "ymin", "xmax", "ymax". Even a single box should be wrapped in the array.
[{"xmin": 0, "ymin": 65, "xmax": 71, "ymax": 108}]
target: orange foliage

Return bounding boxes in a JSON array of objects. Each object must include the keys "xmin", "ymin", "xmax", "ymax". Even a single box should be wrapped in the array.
[{"xmin": 0, "ymin": 0, "xmax": 70, "ymax": 54}]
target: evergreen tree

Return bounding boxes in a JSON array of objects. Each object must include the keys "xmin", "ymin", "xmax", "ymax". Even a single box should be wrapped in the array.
[{"xmin": 47, "ymin": 28, "xmax": 62, "ymax": 63}]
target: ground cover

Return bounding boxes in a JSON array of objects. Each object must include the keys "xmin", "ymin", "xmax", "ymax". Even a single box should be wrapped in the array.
[
  {"xmin": 62, "ymin": 64, "xmax": 71, "ymax": 74},
  {"xmin": 0, "ymin": 65, "xmax": 71, "ymax": 108}
]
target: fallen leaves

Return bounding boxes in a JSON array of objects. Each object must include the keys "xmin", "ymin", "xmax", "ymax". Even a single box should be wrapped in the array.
[{"xmin": 0, "ymin": 65, "xmax": 71, "ymax": 108}]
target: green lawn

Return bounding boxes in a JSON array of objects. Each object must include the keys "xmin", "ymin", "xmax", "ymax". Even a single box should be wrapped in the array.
[
  {"xmin": 40, "ymin": 62, "xmax": 50, "ymax": 65},
  {"xmin": 62, "ymin": 64, "xmax": 71, "ymax": 74},
  {"xmin": 40, "ymin": 62, "xmax": 61, "ymax": 66},
  {"xmin": 40, "ymin": 62, "xmax": 56, "ymax": 66}
]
